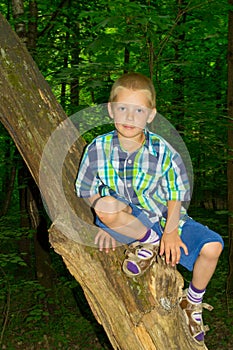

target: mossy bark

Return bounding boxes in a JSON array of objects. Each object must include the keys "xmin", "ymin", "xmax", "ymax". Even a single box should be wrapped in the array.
[{"xmin": 0, "ymin": 13, "xmax": 208, "ymax": 350}]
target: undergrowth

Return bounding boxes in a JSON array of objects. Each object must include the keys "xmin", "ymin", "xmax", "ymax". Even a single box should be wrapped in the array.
[{"xmin": 0, "ymin": 209, "xmax": 232, "ymax": 350}]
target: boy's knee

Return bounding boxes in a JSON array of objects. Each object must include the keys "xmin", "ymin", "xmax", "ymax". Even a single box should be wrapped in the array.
[
  {"xmin": 201, "ymin": 241, "xmax": 223, "ymax": 260},
  {"xmin": 95, "ymin": 210, "xmax": 119, "ymax": 226},
  {"xmin": 93, "ymin": 196, "xmax": 126, "ymax": 225}
]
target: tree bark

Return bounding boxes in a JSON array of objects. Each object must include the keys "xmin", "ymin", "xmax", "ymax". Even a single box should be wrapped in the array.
[
  {"xmin": 0, "ymin": 13, "xmax": 208, "ymax": 350},
  {"xmin": 227, "ymin": 0, "xmax": 233, "ymax": 295}
]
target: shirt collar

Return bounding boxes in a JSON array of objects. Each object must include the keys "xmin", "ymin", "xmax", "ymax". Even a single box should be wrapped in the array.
[
  {"xmin": 110, "ymin": 129, "xmax": 158, "ymax": 158},
  {"xmin": 111, "ymin": 129, "xmax": 150, "ymax": 151}
]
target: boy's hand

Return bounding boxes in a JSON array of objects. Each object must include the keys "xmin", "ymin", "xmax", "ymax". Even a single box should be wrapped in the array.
[
  {"xmin": 160, "ymin": 229, "xmax": 188, "ymax": 266},
  {"xmin": 94, "ymin": 229, "xmax": 116, "ymax": 253}
]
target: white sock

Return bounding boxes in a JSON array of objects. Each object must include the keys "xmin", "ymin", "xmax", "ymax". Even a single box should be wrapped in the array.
[{"xmin": 140, "ymin": 229, "xmax": 160, "ymax": 245}]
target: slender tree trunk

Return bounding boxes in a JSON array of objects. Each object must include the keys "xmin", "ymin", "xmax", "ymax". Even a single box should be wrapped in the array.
[
  {"xmin": 11, "ymin": 0, "xmax": 27, "ymax": 41},
  {"xmin": 0, "ymin": 137, "xmax": 16, "ymax": 217},
  {"xmin": 11, "ymin": 0, "xmax": 53, "ymax": 290},
  {"xmin": 27, "ymin": 0, "xmax": 38, "ymax": 55},
  {"xmin": 124, "ymin": 46, "xmax": 130, "ymax": 73},
  {"xmin": 0, "ymin": 165, "xmax": 16, "ymax": 216},
  {"xmin": 0, "ymin": 14, "xmax": 209, "ymax": 350},
  {"xmin": 70, "ymin": 42, "xmax": 80, "ymax": 111},
  {"xmin": 18, "ymin": 165, "xmax": 33, "ymax": 267},
  {"xmin": 173, "ymin": 0, "xmax": 186, "ymax": 132},
  {"xmin": 227, "ymin": 0, "xmax": 233, "ymax": 295},
  {"xmin": 60, "ymin": 42, "xmax": 68, "ymax": 109}
]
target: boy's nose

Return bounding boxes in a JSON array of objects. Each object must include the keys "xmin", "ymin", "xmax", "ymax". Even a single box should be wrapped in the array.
[{"xmin": 126, "ymin": 109, "xmax": 134, "ymax": 121}]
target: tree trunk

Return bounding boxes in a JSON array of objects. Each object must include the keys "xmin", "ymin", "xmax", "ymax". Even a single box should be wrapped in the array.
[
  {"xmin": 18, "ymin": 165, "xmax": 33, "ymax": 267},
  {"xmin": 0, "ymin": 137, "xmax": 16, "ymax": 217},
  {"xmin": 227, "ymin": 0, "xmax": 233, "ymax": 296},
  {"xmin": 11, "ymin": 0, "xmax": 54, "ymax": 290},
  {"xmin": 0, "ymin": 13, "xmax": 208, "ymax": 350},
  {"xmin": 172, "ymin": 0, "xmax": 187, "ymax": 134},
  {"xmin": 11, "ymin": 0, "xmax": 27, "ymax": 41}
]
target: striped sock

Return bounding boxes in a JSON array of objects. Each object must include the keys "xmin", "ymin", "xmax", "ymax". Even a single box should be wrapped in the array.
[
  {"xmin": 187, "ymin": 282, "xmax": 206, "ymax": 342},
  {"xmin": 139, "ymin": 229, "xmax": 160, "ymax": 245},
  {"xmin": 187, "ymin": 282, "xmax": 206, "ymax": 304}
]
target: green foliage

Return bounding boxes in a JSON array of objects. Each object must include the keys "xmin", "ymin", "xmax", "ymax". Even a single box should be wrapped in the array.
[
  {"xmin": 0, "ymin": 0, "xmax": 232, "ymax": 348},
  {"xmin": 0, "ymin": 253, "xmax": 27, "ymax": 267},
  {"xmin": 0, "ymin": 214, "xmax": 111, "ymax": 349},
  {"xmin": 30, "ymin": 0, "xmax": 229, "ymax": 204}
]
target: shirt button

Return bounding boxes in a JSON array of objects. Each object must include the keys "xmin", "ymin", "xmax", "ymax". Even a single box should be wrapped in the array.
[
  {"xmin": 127, "ymin": 183, "xmax": 131, "ymax": 188},
  {"xmin": 128, "ymin": 159, "xmax": 132, "ymax": 164}
]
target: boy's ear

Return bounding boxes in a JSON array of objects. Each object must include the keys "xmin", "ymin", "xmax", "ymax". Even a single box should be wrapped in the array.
[
  {"xmin": 147, "ymin": 108, "xmax": 156, "ymax": 124},
  {"xmin": 108, "ymin": 102, "xmax": 114, "ymax": 119}
]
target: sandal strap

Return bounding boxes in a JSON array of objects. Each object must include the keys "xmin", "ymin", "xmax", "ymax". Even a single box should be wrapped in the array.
[
  {"xmin": 125, "ymin": 242, "xmax": 159, "ymax": 258},
  {"xmin": 128, "ymin": 241, "xmax": 159, "ymax": 250},
  {"xmin": 202, "ymin": 303, "xmax": 214, "ymax": 311},
  {"xmin": 203, "ymin": 325, "xmax": 210, "ymax": 333},
  {"xmin": 122, "ymin": 242, "xmax": 159, "ymax": 277},
  {"xmin": 124, "ymin": 251, "xmax": 143, "ymax": 262},
  {"xmin": 122, "ymin": 257, "xmax": 153, "ymax": 276}
]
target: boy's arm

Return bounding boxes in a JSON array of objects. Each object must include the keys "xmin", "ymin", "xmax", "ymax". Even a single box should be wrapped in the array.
[
  {"xmin": 75, "ymin": 146, "xmax": 117, "ymax": 252},
  {"xmin": 160, "ymin": 200, "xmax": 188, "ymax": 266},
  {"xmin": 86, "ymin": 194, "xmax": 117, "ymax": 253}
]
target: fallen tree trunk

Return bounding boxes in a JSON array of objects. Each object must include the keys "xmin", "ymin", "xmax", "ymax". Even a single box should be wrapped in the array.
[{"xmin": 0, "ymin": 13, "xmax": 208, "ymax": 350}]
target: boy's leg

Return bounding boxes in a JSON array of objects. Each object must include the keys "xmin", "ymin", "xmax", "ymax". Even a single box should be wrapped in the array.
[
  {"xmin": 94, "ymin": 195, "xmax": 148, "ymax": 240},
  {"xmin": 94, "ymin": 195, "xmax": 158, "ymax": 242},
  {"xmin": 191, "ymin": 241, "xmax": 223, "ymax": 290},
  {"xmin": 181, "ymin": 241, "xmax": 222, "ymax": 342},
  {"xmin": 179, "ymin": 219, "xmax": 224, "ymax": 344},
  {"xmin": 94, "ymin": 195, "xmax": 161, "ymax": 276}
]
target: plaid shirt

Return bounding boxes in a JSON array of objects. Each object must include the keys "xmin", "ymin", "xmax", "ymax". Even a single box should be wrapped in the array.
[{"xmin": 76, "ymin": 130, "xmax": 190, "ymax": 222}]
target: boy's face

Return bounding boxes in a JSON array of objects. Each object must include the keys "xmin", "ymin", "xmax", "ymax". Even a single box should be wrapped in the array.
[{"xmin": 108, "ymin": 88, "xmax": 156, "ymax": 142}]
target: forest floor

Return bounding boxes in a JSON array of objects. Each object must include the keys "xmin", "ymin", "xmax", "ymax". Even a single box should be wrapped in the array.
[{"xmin": 0, "ymin": 209, "xmax": 232, "ymax": 350}]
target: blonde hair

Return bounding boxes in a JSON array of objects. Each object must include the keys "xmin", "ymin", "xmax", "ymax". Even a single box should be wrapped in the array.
[{"xmin": 109, "ymin": 72, "xmax": 156, "ymax": 108}]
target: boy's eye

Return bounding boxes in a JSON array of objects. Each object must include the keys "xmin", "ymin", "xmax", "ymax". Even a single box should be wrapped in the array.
[
  {"xmin": 136, "ymin": 108, "xmax": 146, "ymax": 114},
  {"xmin": 118, "ymin": 106, "xmax": 126, "ymax": 112}
]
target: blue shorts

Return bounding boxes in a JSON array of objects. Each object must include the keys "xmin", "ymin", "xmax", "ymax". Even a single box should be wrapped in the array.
[{"xmin": 95, "ymin": 199, "xmax": 224, "ymax": 272}]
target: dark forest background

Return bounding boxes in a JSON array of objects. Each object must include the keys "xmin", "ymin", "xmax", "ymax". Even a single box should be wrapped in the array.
[{"xmin": 0, "ymin": 0, "xmax": 232, "ymax": 349}]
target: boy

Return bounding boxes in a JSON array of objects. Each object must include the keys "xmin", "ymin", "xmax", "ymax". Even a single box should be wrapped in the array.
[{"xmin": 75, "ymin": 72, "xmax": 224, "ymax": 345}]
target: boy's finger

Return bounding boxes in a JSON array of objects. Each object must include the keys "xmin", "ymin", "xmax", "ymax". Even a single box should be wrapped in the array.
[
  {"xmin": 171, "ymin": 248, "xmax": 177, "ymax": 266},
  {"xmin": 98, "ymin": 236, "xmax": 104, "ymax": 251},
  {"xmin": 104, "ymin": 237, "xmax": 110, "ymax": 253},
  {"xmin": 111, "ymin": 238, "xmax": 116, "ymax": 251},
  {"xmin": 175, "ymin": 247, "xmax": 181, "ymax": 265},
  {"xmin": 165, "ymin": 248, "xmax": 171, "ymax": 264},
  {"xmin": 181, "ymin": 242, "xmax": 189, "ymax": 255},
  {"xmin": 159, "ymin": 241, "xmax": 165, "ymax": 256},
  {"xmin": 94, "ymin": 229, "xmax": 104, "ymax": 244},
  {"xmin": 94, "ymin": 234, "xmax": 100, "ymax": 245}
]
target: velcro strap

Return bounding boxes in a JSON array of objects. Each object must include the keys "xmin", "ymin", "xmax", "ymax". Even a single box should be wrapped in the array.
[{"xmin": 202, "ymin": 303, "xmax": 214, "ymax": 311}]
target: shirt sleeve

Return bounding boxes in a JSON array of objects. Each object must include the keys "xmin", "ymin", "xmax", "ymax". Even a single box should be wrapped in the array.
[
  {"xmin": 75, "ymin": 143, "xmax": 101, "ymax": 198},
  {"xmin": 161, "ymin": 147, "xmax": 191, "ymax": 202}
]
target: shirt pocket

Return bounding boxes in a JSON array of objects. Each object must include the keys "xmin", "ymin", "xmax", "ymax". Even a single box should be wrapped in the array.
[{"xmin": 134, "ymin": 171, "xmax": 162, "ymax": 194}]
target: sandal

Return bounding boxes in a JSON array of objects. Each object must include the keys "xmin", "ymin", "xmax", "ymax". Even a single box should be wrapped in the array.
[
  {"xmin": 122, "ymin": 241, "xmax": 159, "ymax": 277},
  {"xmin": 179, "ymin": 289, "xmax": 213, "ymax": 345}
]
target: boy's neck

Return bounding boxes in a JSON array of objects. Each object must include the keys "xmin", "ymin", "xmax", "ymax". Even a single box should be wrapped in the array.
[{"xmin": 118, "ymin": 133, "xmax": 145, "ymax": 153}]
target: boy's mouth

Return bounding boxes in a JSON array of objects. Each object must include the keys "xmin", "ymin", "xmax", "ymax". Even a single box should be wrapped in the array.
[{"xmin": 122, "ymin": 124, "xmax": 135, "ymax": 129}]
